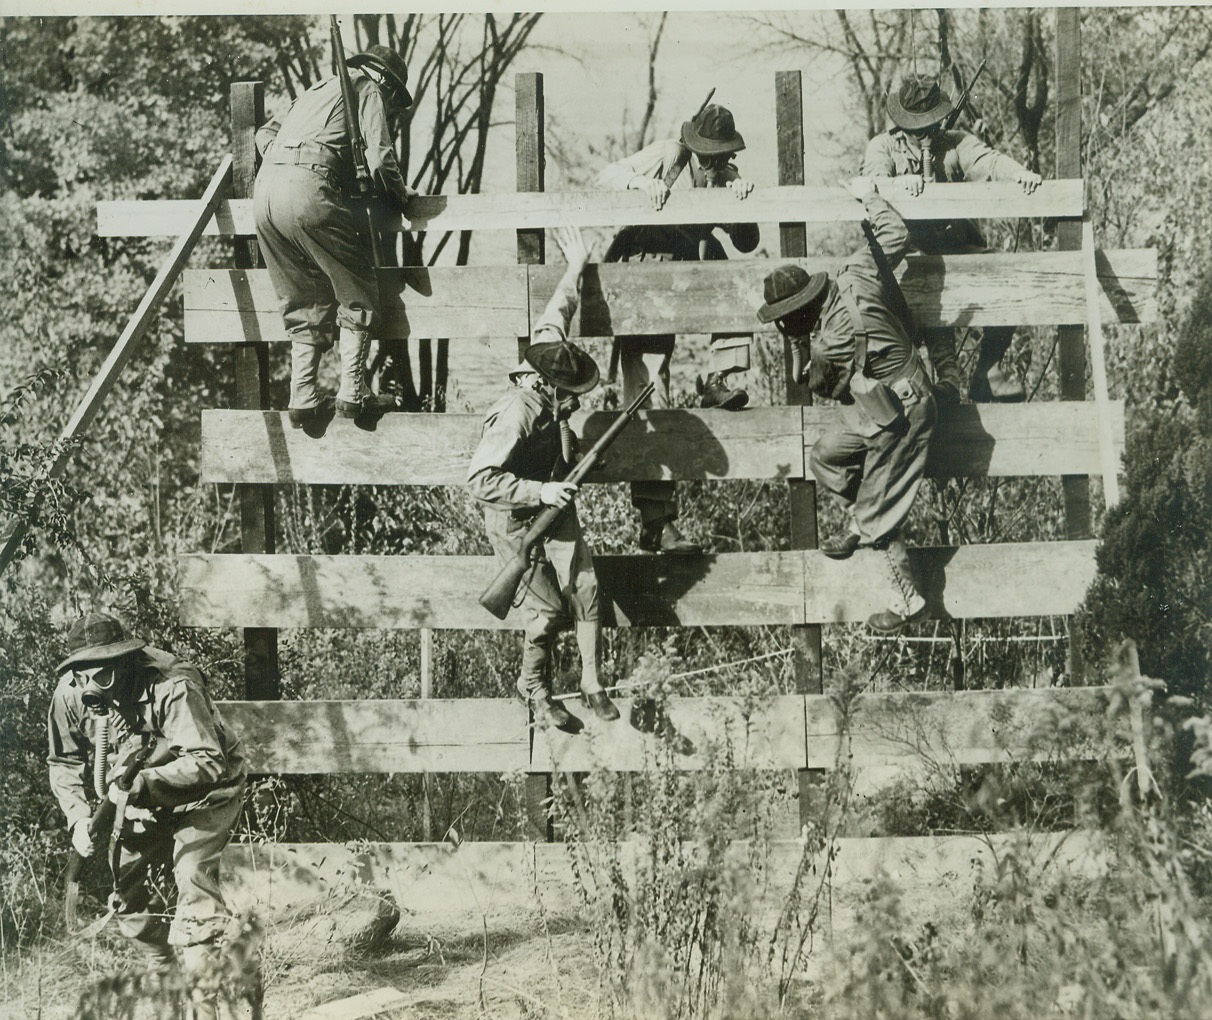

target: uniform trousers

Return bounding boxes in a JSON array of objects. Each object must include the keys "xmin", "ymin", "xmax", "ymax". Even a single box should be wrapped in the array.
[
  {"xmin": 810, "ymin": 385, "xmax": 937, "ymax": 547},
  {"xmin": 254, "ymin": 162, "xmax": 378, "ymax": 347},
  {"xmin": 114, "ymin": 787, "xmax": 245, "ymax": 950},
  {"xmin": 483, "ymin": 507, "xmax": 599, "ymax": 690}
]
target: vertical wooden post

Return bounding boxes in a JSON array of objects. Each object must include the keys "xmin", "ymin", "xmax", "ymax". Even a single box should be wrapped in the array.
[
  {"xmin": 420, "ymin": 628, "xmax": 434, "ymax": 841},
  {"xmin": 231, "ymin": 82, "xmax": 280, "ymax": 702},
  {"xmin": 516, "ymin": 71, "xmax": 554, "ymax": 843},
  {"xmin": 776, "ymin": 72, "xmax": 825, "ymax": 830},
  {"xmin": 1055, "ymin": 10, "xmax": 1090, "ymax": 540},
  {"xmin": 1055, "ymin": 11, "xmax": 1088, "ymax": 680}
]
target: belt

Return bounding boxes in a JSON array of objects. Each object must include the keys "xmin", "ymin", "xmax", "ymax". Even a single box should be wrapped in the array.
[
  {"xmin": 264, "ymin": 141, "xmax": 346, "ymax": 181},
  {"xmin": 882, "ymin": 355, "xmax": 933, "ymax": 401}
]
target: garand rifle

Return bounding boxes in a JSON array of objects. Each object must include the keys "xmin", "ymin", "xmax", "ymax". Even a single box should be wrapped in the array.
[
  {"xmin": 942, "ymin": 58, "xmax": 987, "ymax": 132},
  {"xmin": 605, "ymin": 88, "xmax": 715, "ymax": 383},
  {"xmin": 64, "ymin": 736, "xmax": 157, "ymax": 930},
  {"xmin": 330, "ymin": 15, "xmax": 383, "ymax": 266},
  {"xmin": 479, "ymin": 381, "xmax": 656, "ymax": 620}
]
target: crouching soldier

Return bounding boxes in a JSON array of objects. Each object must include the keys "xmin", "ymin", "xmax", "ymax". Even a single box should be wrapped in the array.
[
  {"xmin": 758, "ymin": 179, "xmax": 935, "ymax": 633},
  {"xmin": 49, "ymin": 612, "xmax": 248, "ymax": 1019},
  {"xmin": 467, "ymin": 226, "xmax": 620, "ymax": 733}
]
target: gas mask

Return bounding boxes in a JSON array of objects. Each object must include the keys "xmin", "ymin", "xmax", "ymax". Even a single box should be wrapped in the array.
[{"xmin": 74, "ymin": 664, "xmax": 119, "ymax": 715}]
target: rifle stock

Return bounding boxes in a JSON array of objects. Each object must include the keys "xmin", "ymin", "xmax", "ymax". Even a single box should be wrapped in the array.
[{"xmin": 478, "ymin": 382, "xmax": 655, "ymax": 620}]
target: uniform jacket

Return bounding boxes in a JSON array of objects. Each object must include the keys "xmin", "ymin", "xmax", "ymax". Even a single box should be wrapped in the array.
[
  {"xmin": 808, "ymin": 193, "xmax": 920, "ymax": 400},
  {"xmin": 597, "ymin": 138, "xmax": 759, "ymax": 260},
  {"xmin": 48, "ymin": 648, "xmax": 247, "ymax": 826},
  {"xmin": 256, "ymin": 72, "xmax": 411, "ymax": 211},
  {"xmin": 861, "ymin": 128, "xmax": 1033, "ymax": 254}
]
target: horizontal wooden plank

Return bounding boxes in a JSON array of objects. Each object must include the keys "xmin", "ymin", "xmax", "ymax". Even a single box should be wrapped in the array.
[
  {"xmin": 98, "ymin": 180, "xmax": 1084, "ymax": 238},
  {"xmin": 181, "ymin": 552, "xmax": 807, "ymax": 630},
  {"xmin": 183, "ymin": 266, "xmax": 529, "ymax": 344},
  {"xmin": 805, "ymin": 540, "xmax": 1099, "ymax": 623},
  {"xmin": 180, "ymin": 541, "xmax": 1098, "ymax": 630},
  {"xmin": 222, "ymin": 832, "xmax": 1106, "ymax": 933},
  {"xmin": 183, "ymin": 249, "xmax": 1155, "ymax": 344},
  {"xmin": 219, "ymin": 698, "xmax": 528, "ymax": 773},
  {"xmin": 216, "ymin": 687, "xmax": 1111, "ymax": 777},
  {"xmin": 533, "ymin": 694, "xmax": 807, "ymax": 771},
  {"xmin": 537, "ymin": 249, "xmax": 1157, "ymax": 336},
  {"xmin": 200, "ymin": 407, "xmax": 805, "ymax": 485},
  {"xmin": 199, "ymin": 402, "xmax": 1124, "ymax": 486}
]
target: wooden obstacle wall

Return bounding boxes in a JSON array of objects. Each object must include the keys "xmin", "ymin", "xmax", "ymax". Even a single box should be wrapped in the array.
[{"xmin": 96, "ymin": 19, "xmax": 1143, "ymax": 912}]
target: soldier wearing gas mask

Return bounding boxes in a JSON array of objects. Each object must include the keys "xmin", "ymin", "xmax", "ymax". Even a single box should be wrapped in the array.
[
  {"xmin": 48, "ymin": 612, "xmax": 246, "ymax": 1019},
  {"xmin": 759, "ymin": 179, "xmax": 935, "ymax": 634},
  {"xmin": 467, "ymin": 226, "xmax": 619, "ymax": 733}
]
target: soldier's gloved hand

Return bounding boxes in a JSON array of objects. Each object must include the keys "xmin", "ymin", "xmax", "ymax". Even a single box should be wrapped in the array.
[
  {"xmin": 539, "ymin": 481, "xmax": 578, "ymax": 509},
  {"xmin": 893, "ymin": 174, "xmax": 924, "ymax": 197},
  {"xmin": 70, "ymin": 819, "xmax": 95, "ymax": 858},
  {"xmin": 107, "ymin": 771, "xmax": 147, "ymax": 807}
]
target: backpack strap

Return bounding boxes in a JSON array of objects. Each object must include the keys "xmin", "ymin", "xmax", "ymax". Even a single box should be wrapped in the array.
[{"xmin": 835, "ymin": 283, "xmax": 871, "ymax": 376}]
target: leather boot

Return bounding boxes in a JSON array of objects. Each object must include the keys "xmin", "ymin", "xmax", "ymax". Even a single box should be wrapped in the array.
[
  {"xmin": 336, "ymin": 328, "xmax": 401, "ymax": 419},
  {"xmin": 969, "ymin": 329, "xmax": 1025, "ymax": 403},
  {"xmin": 697, "ymin": 371, "xmax": 749, "ymax": 411},
  {"xmin": 867, "ymin": 539, "xmax": 928, "ymax": 633},
  {"xmin": 639, "ymin": 518, "xmax": 702, "ymax": 555},
  {"xmin": 820, "ymin": 531, "xmax": 861, "ymax": 560},
  {"xmin": 576, "ymin": 620, "xmax": 619, "ymax": 721},
  {"xmin": 288, "ymin": 341, "xmax": 328, "ymax": 429}
]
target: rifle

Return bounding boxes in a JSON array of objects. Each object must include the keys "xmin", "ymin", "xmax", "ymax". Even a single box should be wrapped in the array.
[
  {"xmin": 479, "ymin": 381, "xmax": 655, "ymax": 620},
  {"xmin": 606, "ymin": 88, "xmax": 715, "ymax": 383},
  {"xmin": 330, "ymin": 15, "xmax": 383, "ymax": 266},
  {"xmin": 64, "ymin": 736, "xmax": 157, "ymax": 929},
  {"xmin": 942, "ymin": 59, "xmax": 987, "ymax": 132}
]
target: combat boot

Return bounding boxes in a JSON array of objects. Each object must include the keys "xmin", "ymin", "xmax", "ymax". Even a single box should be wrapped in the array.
[
  {"xmin": 867, "ymin": 539, "xmax": 928, "ymax": 633},
  {"xmin": 288, "ymin": 340, "xmax": 329, "ymax": 429},
  {"xmin": 639, "ymin": 518, "xmax": 702, "ymax": 555},
  {"xmin": 336, "ymin": 328, "xmax": 402, "ymax": 419},
  {"xmin": 576, "ymin": 620, "xmax": 619, "ymax": 721},
  {"xmin": 697, "ymin": 371, "xmax": 749, "ymax": 411}
]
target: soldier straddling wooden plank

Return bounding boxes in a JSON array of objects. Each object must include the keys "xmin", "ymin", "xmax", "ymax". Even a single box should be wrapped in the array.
[
  {"xmin": 861, "ymin": 74, "xmax": 1043, "ymax": 403},
  {"xmin": 596, "ymin": 103, "xmax": 759, "ymax": 554},
  {"xmin": 48, "ymin": 613, "xmax": 248, "ymax": 1019},
  {"xmin": 759, "ymin": 180, "xmax": 935, "ymax": 634},
  {"xmin": 254, "ymin": 45, "xmax": 419, "ymax": 428},
  {"xmin": 467, "ymin": 227, "xmax": 620, "ymax": 734}
]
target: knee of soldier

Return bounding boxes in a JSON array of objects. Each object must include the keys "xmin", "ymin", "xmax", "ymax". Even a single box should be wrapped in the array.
[
  {"xmin": 336, "ymin": 305, "xmax": 376, "ymax": 333},
  {"xmin": 808, "ymin": 437, "xmax": 840, "ymax": 481}
]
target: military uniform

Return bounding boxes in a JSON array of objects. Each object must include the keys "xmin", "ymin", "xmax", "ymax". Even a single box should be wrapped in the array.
[
  {"xmin": 254, "ymin": 55, "xmax": 413, "ymax": 422},
  {"xmin": 861, "ymin": 127, "xmax": 1037, "ymax": 401},
  {"xmin": 48, "ymin": 647, "xmax": 247, "ymax": 953},
  {"xmin": 466, "ymin": 294, "xmax": 599, "ymax": 696},
  {"xmin": 255, "ymin": 72, "xmax": 410, "ymax": 348},
  {"xmin": 806, "ymin": 193, "xmax": 937, "ymax": 548},
  {"xmin": 597, "ymin": 138, "xmax": 759, "ymax": 530}
]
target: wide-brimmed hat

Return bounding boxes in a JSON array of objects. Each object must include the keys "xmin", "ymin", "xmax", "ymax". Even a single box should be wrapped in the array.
[
  {"xmin": 523, "ymin": 341, "xmax": 600, "ymax": 395},
  {"xmin": 507, "ymin": 360, "xmax": 540, "ymax": 381},
  {"xmin": 681, "ymin": 104, "xmax": 745, "ymax": 156},
  {"xmin": 887, "ymin": 75, "xmax": 953, "ymax": 131},
  {"xmin": 757, "ymin": 265, "xmax": 829, "ymax": 324},
  {"xmin": 348, "ymin": 45, "xmax": 413, "ymax": 108},
  {"xmin": 56, "ymin": 612, "xmax": 145, "ymax": 674}
]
